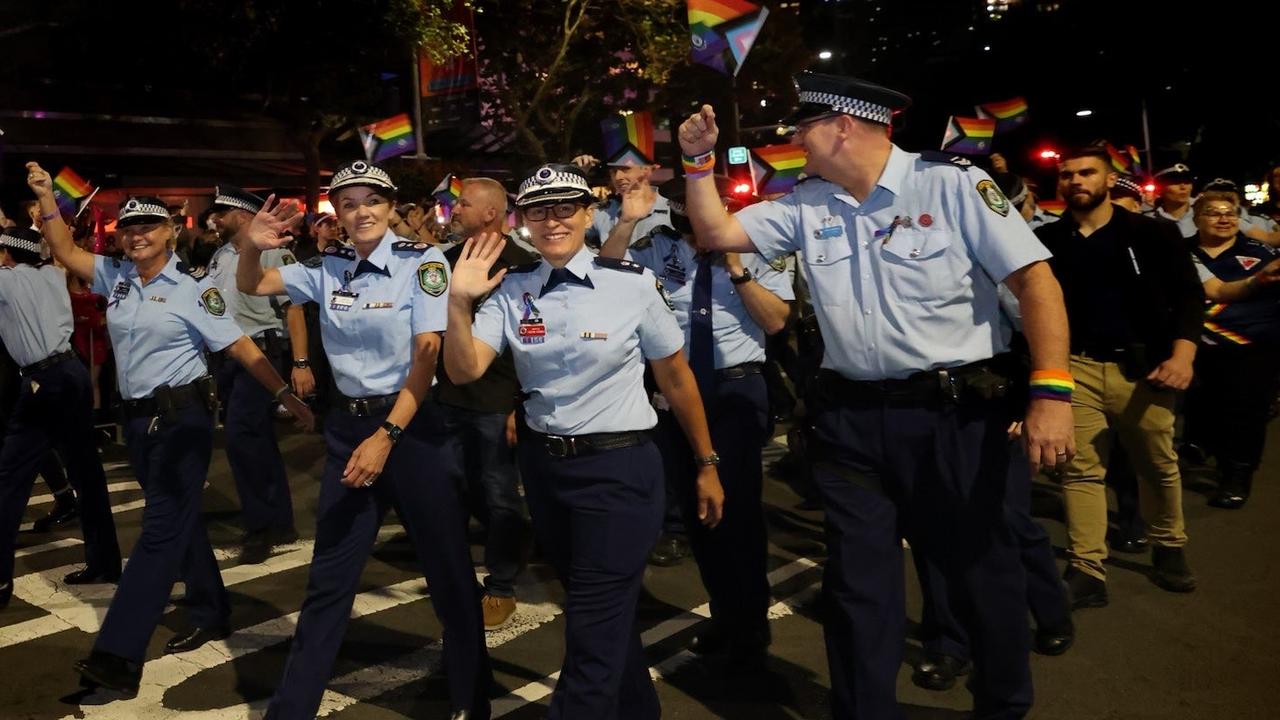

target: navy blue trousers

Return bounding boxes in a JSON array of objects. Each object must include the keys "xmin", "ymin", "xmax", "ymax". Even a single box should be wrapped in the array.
[
  {"xmin": 0, "ymin": 358, "xmax": 120, "ymax": 584},
  {"xmin": 439, "ymin": 403, "xmax": 529, "ymax": 598},
  {"xmin": 267, "ymin": 401, "xmax": 490, "ymax": 720},
  {"xmin": 655, "ymin": 372, "xmax": 771, "ymax": 635},
  {"xmin": 94, "ymin": 404, "xmax": 228, "ymax": 662},
  {"xmin": 916, "ymin": 454, "xmax": 1070, "ymax": 661},
  {"xmin": 809, "ymin": 391, "xmax": 1032, "ymax": 720},
  {"xmin": 217, "ymin": 357, "xmax": 294, "ymax": 534},
  {"xmin": 517, "ymin": 434, "xmax": 664, "ymax": 720}
]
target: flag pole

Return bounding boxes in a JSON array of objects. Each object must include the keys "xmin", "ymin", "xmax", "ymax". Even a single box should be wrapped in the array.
[
  {"xmin": 409, "ymin": 53, "xmax": 431, "ymax": 161},
  {"xmin": 1140, "ymin": 96, "xmax": 1153, "ymax": 176}
]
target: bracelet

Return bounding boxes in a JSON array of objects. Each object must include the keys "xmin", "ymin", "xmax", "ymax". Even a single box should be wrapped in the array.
[
  {"xmin": 273, "ymin": 384, "xmax": 291, "ymax": 401},
  {"xmin": 1028, "ymin": 369, "xmax": 1074, "ymax": 402},
  {"xmin": 41, "ymin": 209, "xmax": 61, "ymax": 222},
  {"xmin": 681, "ymin": 151, "xmax": 716, "ymax": 179}
]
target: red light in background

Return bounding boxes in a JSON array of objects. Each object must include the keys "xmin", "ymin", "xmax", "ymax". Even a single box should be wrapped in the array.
[
  {"xmin": 1143, "ymin": 183, "xmax": 1157, "ymax": 193},
  {"xmin": 1038, "ymin": 148, "xmax": 1060, "ymax": 161},
  {"xmin": 733, "ymin": 182, "xmax": 752, "ymax": 195}
]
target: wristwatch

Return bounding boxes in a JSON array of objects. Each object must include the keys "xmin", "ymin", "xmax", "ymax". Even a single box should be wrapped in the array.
[
  {"xmin": 729, "ymin": 268, "xmax": 754, "ymax": 285},
  {"xmin": 381, "ymin": 421, "xmax": 404, "ymax": 445},
  {"xmin": 292, "ymin": 358, "xmax": 311, "ymax": 369},
  {"xmin": 695, "ymin": 452, "xmax": 721, "ymax": 467}
]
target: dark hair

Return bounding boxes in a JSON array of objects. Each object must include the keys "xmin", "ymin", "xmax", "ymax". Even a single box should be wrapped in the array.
[
  {"xmin": 3, "ymin": 245, "xmax": 44, "ymax": 266},
  {"xmin": 1059, "ymin": 144, "xmax": 1112, "ymax": 168}
]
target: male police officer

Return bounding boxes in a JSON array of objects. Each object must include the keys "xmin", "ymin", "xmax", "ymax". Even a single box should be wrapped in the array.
[
  {"xmin": 679, "ymin": 72, "xmax": 1075, "ymax": 719},
  {"xmin": 207, "ymin": 186, "xmax": 301, "ymax": 563},
  {"xmin": 574, "ymin": 149, "xmax": 671, "ymax": 249},
  {"xmin": 1145, "ymin": 164, "xmax": 1197, "ymax": 238}
]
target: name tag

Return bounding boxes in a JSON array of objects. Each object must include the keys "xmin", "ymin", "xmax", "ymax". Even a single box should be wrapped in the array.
[
  {"xmin": 364, "ymin": 302, "xmax": 393, "ymax": 309},
  {"xmin": 111, "ymin": 282, "xmax": 131, "ymax": 301},
  {"xmin": 148, "ymin": 295, "xmax": 167, "ymax": 303},
  {"xmin": 330, "ymin": 289, "xmax": 358, "ymax": 312},
  {"xmin": 814, "ymin": 225, "xmax": 843, "ymax": 240},
  {"xmin": 518, "ymin": 319, "xmax": 546, "ymax": 344}
]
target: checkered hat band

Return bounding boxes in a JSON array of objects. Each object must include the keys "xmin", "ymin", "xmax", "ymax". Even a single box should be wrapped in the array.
[
  {"xmin": 213, "ymin": 195, "xmax": 260, "ymax": 213},
  {"xmin": 517, "ymin": 171, "xmax": 590, "ymax": 200},
  {"xmin": 798, "ymin": 90, "xmax": 892, "ymax": 125},
  {"xmin": 330, "ymin": 165, "xmax": 396, "ymax": 192},
  {"xmin": 0, "ymin": 233, "xmax": 41, "ymax": 254},
  {"xmin": 120, "ymin": 202, "xmax": 169, "ymax": 220}
]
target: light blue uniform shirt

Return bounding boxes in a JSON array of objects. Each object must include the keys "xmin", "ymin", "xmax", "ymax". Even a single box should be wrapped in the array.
[
  {"xmin": 0, "ymin": 264, "xmax": 74, "ymax": 367},
  {"xmin": 472, "ymin": 245, "xmax": 684, "ymax": 435},
  {"xmin": 277, "ymin": 230, "xmax": 449, "ymax": 398},
  {"xmin": 206, "ymin": 243, "xmax": 295, "ymax": 339},
  {"xmin": 93, "ymin": 253, "xmax": 242, "ymax": 399},
  {"xmin": 626, "ymin": 228, "xmax": 795, "ymax": 368},
  {"xmin": 1027, "ymin": 206, "xmax": 1060, "ymax": 231},
  {"xmin": 1145, "ymin": 205, "xmax": 1197, "ymax": 238},
  {"xmin": 1239, "ymin": 209, "xmax": 1279, "ymax": 236},
  {"xmin": 588, "ymin": 192, "xmax": 672, "ymax": 247},
  {"xmin": 735, "ymin": 144, "xmax": 1051, "ymax": 381}
]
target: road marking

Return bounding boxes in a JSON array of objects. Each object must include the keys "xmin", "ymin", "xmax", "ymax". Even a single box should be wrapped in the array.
[
  {"xmin": 28, "ymin": 480, "xmax": 140, "ymax": 507},
  {"xmin": 490, "ymin": 556, "xmax": 820, "ymax": 717},
  {"xmin": 18, "ymin": 498, "xmax": 147, "ymax": 534},
  {"xmin": 14, "ymin": 537, "xmax": 83, "ymax": 559}
]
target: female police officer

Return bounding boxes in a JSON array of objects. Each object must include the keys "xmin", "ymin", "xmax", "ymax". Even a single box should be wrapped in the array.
[
  {"xmin": 444, "ymin": 163, "xmax": 724, "ymax": 720},
  {"xmin": 24, "ymin": 162, "xmax": 313, "ymax": 695},
  {"xmin": 237, "ymin": 160, "xmax": 490, "ymax": 720},
  {"xmin": 0, "ymin": 226, "xmax": 120, "ymax": 608}
]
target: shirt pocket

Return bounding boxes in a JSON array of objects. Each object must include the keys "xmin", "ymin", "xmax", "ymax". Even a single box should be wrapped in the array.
[{"xmin": 879, "ymin": 230, "xmax": 960, "ymax": 301}]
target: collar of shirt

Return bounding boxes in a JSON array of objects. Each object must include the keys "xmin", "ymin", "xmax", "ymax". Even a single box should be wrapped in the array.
[
  {"xmin": 536, "ymin": 245, "xmax": 595, "ymax": 296},
  {"xmin": 352, "ymin": 229, "xmax": 395, "ymax": 277},
  {"xmin": 830, "ymin": 143, "xmax": 911, "ymax": 210},
  {"xmin": 131, "ymin": 252, "xmax": 183, "ymax": 287}
]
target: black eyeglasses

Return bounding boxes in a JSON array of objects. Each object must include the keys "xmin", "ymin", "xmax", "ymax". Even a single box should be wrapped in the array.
[{"xmin": 523, "ymin": 202, "xmax": 582, "ymax": 222}]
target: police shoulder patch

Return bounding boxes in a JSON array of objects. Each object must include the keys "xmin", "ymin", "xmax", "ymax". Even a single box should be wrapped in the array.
[
  {"xmin": 975, "ymin": 179, "xmax": 1011, "ymax": 217},
  {"xmin": 417, "ymin": 260, "xmax": 448, "ymax": 296},
  {"xmin": 768, "ymin": 255, "xmax": 789, "ymax": 272},
  {"xmin": 393, "ymin": 240, "xmax": 430, "ymax": 253},
  {"xmin": 201, "ymin": 287, "xmax": 227, "ymax": 316},
  {"xmin": 655, "ymin": 278, "xmax": 675, "ymax": 311},
  {"xmin": 593, "ymin": 257, "xmax": 644, "ymax": 274},
  {"xmin": 918, "ymin": 150, "xmax": 974, "ymax": 168},
  {"xmin": 323, "ymin": 244, "xmax": 358, "ymax": 260}
]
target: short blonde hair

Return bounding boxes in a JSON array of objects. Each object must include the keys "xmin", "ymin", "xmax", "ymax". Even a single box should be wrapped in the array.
[{"xmin": 1193, "ymin": 191, "xmax": 1238, "ymax": 216}]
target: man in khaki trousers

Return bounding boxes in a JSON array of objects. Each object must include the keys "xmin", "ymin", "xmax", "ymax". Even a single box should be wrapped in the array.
[{"xmin": 1035, "ymin": 146, "xmax": 1203, "ymax": 607}]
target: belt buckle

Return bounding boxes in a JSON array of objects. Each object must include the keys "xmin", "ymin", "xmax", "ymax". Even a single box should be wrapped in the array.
[
  {"xmin": 937, "ymin": 369, "xmax": 960, "ymax": 403},
  {"xmin": 350, "ymin": 398, "xmax": 370, "ymax": 416},
  {"xmin": 545, "ymin": 434, "xmax": 574, "ymax": 458}
]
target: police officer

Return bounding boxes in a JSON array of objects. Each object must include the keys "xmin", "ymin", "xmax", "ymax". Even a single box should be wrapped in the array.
[
  {"xmin": 236, "ymin": 160, "xmax": 491, "ymax": 720},
  {"xmin": 1145, "ymin": 163, "xmax": 1197, "ymax": 238},
  {"xmin": 207, "ymin": 185, "xmax": 301, "ymax": 563},
  {"xmin": 575, "ymin": 150, "xmax": 671, "ymax": 249},
  {"xmin": 444, "ymin": 163, "xmax": 724, "ymax": 720},
  {"xmin": 25, "ymin": 163, "xmax": 313, "ymax": 696},
  {"xmin": 678, "ymin": 73, "xmax": 1076, "ymax": 718},
  {"xmin": 0, "ymin": 226, "xmax": 121, "ymax": 608},
  {"xmin": 599, "ymin": 180, "xmax": 792, "ymax": 665}
]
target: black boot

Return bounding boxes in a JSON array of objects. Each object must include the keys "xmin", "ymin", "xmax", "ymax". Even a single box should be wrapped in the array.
[
  {"xmin": 1151, "ymin": 546, "xmax": 1197, "ymax": 593},
  {"xmin": 32, "ymin": 491, "xmax": 79, "ymax": 533},
  {"xmin": 1209, "ymin": 462, "xmax": 1253, "ymax": 510}
]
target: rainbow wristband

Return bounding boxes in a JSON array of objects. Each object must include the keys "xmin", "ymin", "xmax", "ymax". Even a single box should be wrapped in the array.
[
  {"xmin": 1028, "ymin": 369, "xmax": 1074, "ymax": 402},
  {"xmin": 681, "ymin": 151, "xmax": 715, "ymax": 179}
]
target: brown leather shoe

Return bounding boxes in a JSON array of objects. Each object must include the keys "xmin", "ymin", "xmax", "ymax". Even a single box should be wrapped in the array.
[{"xmin": 481, "ymin": 594, "xmax": 517, "ymax": 631}]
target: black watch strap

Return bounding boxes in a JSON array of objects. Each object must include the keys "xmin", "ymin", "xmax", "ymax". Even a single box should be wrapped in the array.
[
  {"xmin": 381, "ymin": 421, "xmax": 403, "ymax": 445},
  {"xmin": 730, "ymin": 268, "xmax": 753, "ymax": 285},
  {"xmin": 293, "ymin": 358, "xmax": 311, "ymax": 369}
]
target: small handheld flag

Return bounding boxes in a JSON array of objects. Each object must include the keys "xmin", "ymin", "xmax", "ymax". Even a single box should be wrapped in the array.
[
  {"xmin": 359, "ymin": 113, "xmax": 415, "ymax": 163},
  {"xmin": 433, "ymin": 173, "xmax": 463, "ymax": 207},
  {"xmin": 940, "ymin": 116, "xmax": 997, "ymax": 155},
  {"xmin": 750, "ymin": 144, "xmax": 807, "ymax": 195},
  {"xmin": 1038, "ymin": 199, "xmax": 1067, "ymax": 217},
  {"xmin": 974, "ymin": 97, "xmax": 1029, "ymax": 133},
  {"xmin": 1104, "ymin": 142, "xmax": 1133, "ymax": 173},
  {"xmin": 52, "ymin": 167, "xmax": 98, "ymax": 218},
  {"xmin": 688, "ymin": 0, "xmax": 770, "ymax": 76},
  {"xmin": 601, "ymin": 112, "xmax": 656, "ymax": 167}
]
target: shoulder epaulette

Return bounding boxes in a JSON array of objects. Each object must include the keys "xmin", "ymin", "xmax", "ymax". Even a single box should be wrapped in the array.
[
  {"xmin": 505, "ymin": 261, "xmax": 540, "ymax": 275},
  {"xmin": 322, "ymin": 244, "xmax": 358, "ymax": 260},
  {"xmin": 918, "ymin": 151, "xmax": 974, "ymax": 168},
  {"xmin": 176, "ymin": 261, "xmax": 207, "ymax": 280},
  {"xmin": 795, "ymin": 175, "xmax": 824, "ymax": 186},
  {"xmin": 302, "ymin": 255, "xmax": 324, "ymax": 268},
  {"xmin": 593, "ymin": 256, "xmax": 645, "ymax": 274},
  {"xmin": 392, "ymin": 240, "xmax": 432, "ymax": 253}
]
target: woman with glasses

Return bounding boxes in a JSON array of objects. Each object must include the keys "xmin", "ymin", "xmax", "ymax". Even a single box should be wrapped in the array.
[
  {"xmin": 24, "ymin": 162, "xmax": 313, "ymax": 697},
  {"xmin": 444, "ymin": 163, "xmax": 724, "ymax": 720},
  {"xmin": 1183, "ymin": 190, "xmax": 1280, "ymax": 508},
  {"xmin": 237, "ymin": 160, "xmax": 491, "ymax": 720}
]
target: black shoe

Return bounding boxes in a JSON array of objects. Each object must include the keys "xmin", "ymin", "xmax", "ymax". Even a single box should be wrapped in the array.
[
  {"xmin": 1151, "ymin": 546, "xmax": 1197, "ymax": 593},
  {"xmin": 1108, "ymin": 534, "xmax": 1150, "ymax": 554},
  {"xmin": 911, "ymin": 653, "xmax": 971, "ymax": 692},
  {"xmin": 1178, "ymin": 442, "xmax": 1208, "ymax": 467},
  {"xmin": 267, "ymin": 526, "xmax": 300, "ymax": 545},
  {"xmin": 1, "ymin": 581, "xmax": 12, "ymax": 609},
  {"xmin": 1034, "ymin": 618, "xmax": 1075, "ymax": 656},
  {"xmin": 238, "ymin": 538, "xmax": 271, "ymax": 565},
  {"xmin": 164, "ymin": 625, "xmax": 231, "ymax": 654},
  {"xmin": 647, "ymin": 533, "xmax": 691, "ymax": 567},
  {"xmin": 1064, "ymin": 567, "xmax": 1108, "ymax": 609},
  {"xmin": 32, "ymin": 496, "xmax": 79, "ymax": 533},
  {"xmin": 689, "ymin": 623, "xmax": 731, "ymax": 656},
  {"xmin": 1209, "ymin": 462, "xmax": 1253, "ymax": 510},
  {"xmin": 64, "ymin": 567, "xmax": 122, "ymax": 585},
  {"xmin": 75, "ymin": 651, "xmax": 141, "ymax": 696}
]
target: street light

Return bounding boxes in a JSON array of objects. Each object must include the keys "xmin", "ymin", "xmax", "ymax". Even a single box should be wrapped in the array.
[
  {"xmin": 1075, "ymin": 109, "xmax": 1093, "ymax": 117},
  {"xmin": 818, "ymin": 50, "xmax": 833, "ymax": 60}
]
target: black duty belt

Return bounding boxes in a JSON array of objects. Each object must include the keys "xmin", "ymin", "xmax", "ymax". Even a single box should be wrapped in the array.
[
  {"xmin": 337, "ymin": 392, "xmax": 399, "ymax": 417},
  {"xmin": 122, "ymin": 380, "xmax": 209, "ymax": 420},
  {"xmin": 1073, "ymin": 346, "xmax": 1128, "ymax": 363},
  {"xmin": 816, "ymin": 356, "xmax": 1017, "ymax": 407},
  {"xmin": 718, "ymin": 362, "xmax": 764, "ymax": 380},
  {"xmin": 19, "ymin": 350, "xmax": 77, "ymax": 376},
  {"xmin": 528, "ymin": 428, "xmax": 649, "ymax": 458}
]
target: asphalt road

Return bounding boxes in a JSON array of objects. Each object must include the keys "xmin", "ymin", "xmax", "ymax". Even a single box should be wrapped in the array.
[{"xmin": 2, "ymin": 420, "xmax": 1278, "ymax": 719}]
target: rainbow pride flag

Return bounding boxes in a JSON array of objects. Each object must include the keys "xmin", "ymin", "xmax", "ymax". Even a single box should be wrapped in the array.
[
  {"xmin": 602, "ymin": 112, "xmax": 655, "ymax": 167},
  {"xmin": 1105, "ymin": 142, "xmax": 1132, "ymax": 173},
  {"xmin": 360, "ymin": 113, "xmax": 415, "ymax": 162},
  {"xmin": 940, "ymin": 116, "xmax": 996, "ymax": 155},
  {"xmin": 52, "ymin": 166, "xmax": 97, "ymax": 217},
  {"xmin": 1126, "ymin": 144, "xmax": 1142, "ymax": 172},
  {"xmin": 1038, "ymin": 199, "xmax": 1067, "ymax": 217},
  {"xmin": 750, "ymin": 144, "xmax": 806, "ymax": 195},
  {"xmin": 975, "ymin": 97, "xmax": 1029, "ymax": 133},
  {"xmin": 688, "ymin": 0, "xmax": 769, "ymax": 76},
  {"xmin": 433, "ymin": 173, "xmax": 463, "ymax": 206}
]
